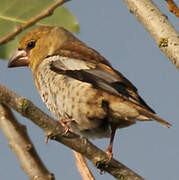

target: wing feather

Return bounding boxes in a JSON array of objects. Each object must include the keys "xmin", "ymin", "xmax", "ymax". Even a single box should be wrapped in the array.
[{"xmin": 49, "ymin": 57, "xmax": 155, "ymax": 113}]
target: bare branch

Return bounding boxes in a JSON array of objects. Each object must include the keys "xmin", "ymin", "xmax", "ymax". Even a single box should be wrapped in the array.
[
  {"xmin": 0, "ymin": 83, "xmax": 144, "ymax": 180},
  {"xmin": 0, "ymin": 0, "xmax": 70, "ymax": 45},
  {"xmin": 124, "ymin": 0, "xmax": 179, "ymax": 69},
  {"xmin": 73, "ymin": 150, "xmax": 96, "ymax": 180},
  {"xmin": 0, "ymin": 104, "xmax": 54, "ymax": 180}
]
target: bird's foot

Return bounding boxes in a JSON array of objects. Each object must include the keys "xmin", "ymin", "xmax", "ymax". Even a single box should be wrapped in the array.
[
  {"xmin": 58, "ymin": 117, "xmax": 75, "ymax": 135},
  {"xmin": 105, "ymin": 124, "xmax": 116, "ymax": 159},
  {"xmin": 105, "ymin": 147, "xmax": 113, "ymax": 159}
]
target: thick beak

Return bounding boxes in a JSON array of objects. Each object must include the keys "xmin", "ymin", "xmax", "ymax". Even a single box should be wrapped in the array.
[{"xmin": 8, "ymin": 49, "xmax": 29, "ymax": 68}]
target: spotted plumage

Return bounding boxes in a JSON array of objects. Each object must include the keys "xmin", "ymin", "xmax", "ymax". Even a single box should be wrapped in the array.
[{"xmin": 8, "ymin": 26, "xmax": 171, "ymax": 157}]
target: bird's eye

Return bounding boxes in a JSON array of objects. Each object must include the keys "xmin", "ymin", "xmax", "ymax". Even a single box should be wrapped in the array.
[{"xmin": 27, "ymin": 41, "xmax": 36, "ymax": 49}]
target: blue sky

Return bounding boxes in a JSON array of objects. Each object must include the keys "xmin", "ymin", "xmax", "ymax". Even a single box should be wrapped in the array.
[{"xmin": 0, "ymin": 0, "xmax": 179, "ymax": 179}]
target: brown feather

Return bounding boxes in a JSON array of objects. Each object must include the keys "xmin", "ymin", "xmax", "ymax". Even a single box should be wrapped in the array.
[{"xmin": 8, "ymin": 26, "xmax": 171, "ymax": 157}]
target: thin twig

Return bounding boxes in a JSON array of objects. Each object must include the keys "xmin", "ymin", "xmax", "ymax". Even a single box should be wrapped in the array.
[
  {"xmin": 165, "ymin": 0, "xmax": 179, "ymax": 17},
  {"xmin": 0, "ymin": 83, "xmax": 144, "ymax": 180},
  {"xmin": 0, "ymin": 0, "xmax": 70, "ymax": 45},
  {"xmin": 73, "ymin": 150, "xmax": 96, "ymax": 180},
  {"xmin": 0, "ymin": 104, "xmax": 54, "ymax": 180}
]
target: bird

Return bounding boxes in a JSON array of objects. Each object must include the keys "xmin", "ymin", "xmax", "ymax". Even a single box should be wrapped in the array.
[{"xmin": 8, "ymin": 26, "xmax": 171, "ymax": 158}]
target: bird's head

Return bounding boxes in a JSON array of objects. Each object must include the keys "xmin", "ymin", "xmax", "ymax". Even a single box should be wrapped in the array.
[{"xmin": 8, "ymin": 26, "xmax": 75, "ymax": 71}]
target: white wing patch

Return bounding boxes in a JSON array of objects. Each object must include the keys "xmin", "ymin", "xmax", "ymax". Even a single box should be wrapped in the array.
[{"xmin": 45, "ymin": 55, "xmax": 93, "ymax": 70}]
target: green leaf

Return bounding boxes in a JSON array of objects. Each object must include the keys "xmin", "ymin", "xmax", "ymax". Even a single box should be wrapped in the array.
[{"xmin": 0, "ymin": 0, "xmax": 80, "ymax": 60}]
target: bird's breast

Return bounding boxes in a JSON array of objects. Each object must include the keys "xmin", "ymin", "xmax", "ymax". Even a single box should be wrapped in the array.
[{"xmin": 33, "ymin": 58, "xmax": 110, "ymax": 138}]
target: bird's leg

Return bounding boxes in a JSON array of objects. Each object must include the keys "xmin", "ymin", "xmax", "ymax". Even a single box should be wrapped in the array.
[
  {"xmin": 58, "ymin": 114, "xmax": 75, "ymax": 135},
  {"xmin": 59, "ymin": 118, "xmax": 74, "ymax": 134},
  {"xmin": 106, "ymin": 124, "xmax": 116, "ymax": 159}
]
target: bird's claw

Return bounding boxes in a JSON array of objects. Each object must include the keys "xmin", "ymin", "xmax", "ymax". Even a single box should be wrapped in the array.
[
  {"xmin": 58, "ymin": 116, "xmax": 75, "ymax": 135},
  {"xmin": 105, "ymin": 142, "xmax": 114, "ymax": 159},
  {"xmin": 106, "ymin": 149, "xmax": 113, "ymax": 159}
]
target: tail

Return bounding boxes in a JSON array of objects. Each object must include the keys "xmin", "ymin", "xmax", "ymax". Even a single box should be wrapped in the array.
[{"xmin": 137, "ymin": 106, "xmax": 171, "ymax": 128}]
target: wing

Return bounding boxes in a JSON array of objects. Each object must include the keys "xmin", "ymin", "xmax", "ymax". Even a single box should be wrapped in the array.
[{"xmin": 49, "ymin": 56, "xmax": 155, "ymax": 113}]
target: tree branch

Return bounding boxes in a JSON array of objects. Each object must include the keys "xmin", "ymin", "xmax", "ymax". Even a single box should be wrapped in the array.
[
  {"xmin": 124, "ymin": 0, "xmax": 179, "ymax": 69},
  {"xmin": 0, "ymin": 0, "xmax": 70, "ymax": 45},
  {"xmin": 73, "ymin": 150, "xmax": 96, "ymax": 180},
  {"xmin": 0, "ymin": 83, "xmax": 144, "ymax": 180},
  {"xmin": 0, "ymin": 104, "xmax": 54, "ymax": 180}
]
